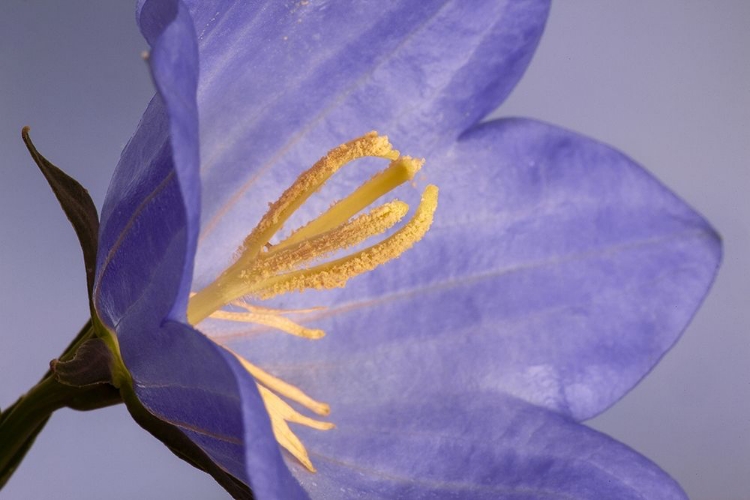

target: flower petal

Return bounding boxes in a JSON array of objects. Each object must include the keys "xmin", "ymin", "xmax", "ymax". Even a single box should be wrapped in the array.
[
  {"xmin": 96, "ymin": 0, "xmax": 200, "ymax": 325},
  {"xmin": 183, "ymin": 0, "xmax": 550, "ymax": 284},
  {"xmin": 222, "ymin": 118, "xmax": 721, "ymax": 422},
  {"xmin": 291, "ymin": 393, "xmax": 687, "ymax": 499},
  {"xmin": 97, "ymin": 2, "xmax": 306, "ymax": 497},
  {"xmin": 119, "ymin": 318, "xmax": 308, "ymax": 500}
]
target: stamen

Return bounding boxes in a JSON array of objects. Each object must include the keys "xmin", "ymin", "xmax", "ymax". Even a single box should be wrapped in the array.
[
  {"xmin": 186, "ymin": 133, "xmax": 439, "ymax": 473},
  {"xmin": 258, "ymin": 385, "xmax": 334, "ymax": 431},
  {"xmin": 276, "ymin": 156, "xmax": 422, "ymax": 250},
  {"xmin": 259, "ymin": 383, "xmax": 334, "ymax": 472},
  {"xmin": 239, "ymin": 132, "xmax": 398, "ymax": 263},
  {"xmin": 258, "ymin": 200, "xmax": 409, "ymax": 274},
  {"xmin": 209, "ymin": 309, "xmax": 325, "ymax": 339},
  {"xmin": 250, "ymin": 185, "xmax": 438, "ymax": 299},
  {"xmin": 232, "ymin": 302, "xmax": 324, "ymax": 315},
  {"xmin": 186, "ymin": 132, "xmax": 403, "ymax": 326},
  {"xmin": 234, "ymin": 354, "xmax": 330, "ymax": 416}
]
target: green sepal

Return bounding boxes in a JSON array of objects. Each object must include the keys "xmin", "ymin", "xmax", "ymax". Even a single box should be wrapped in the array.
[
  {"xmin": 120, "ymin": 387, "xmax": 254, "ymax": 499},
  {"xmin": 48, "ymin": 336, "xmax": 123, "ymax": 410},
  {"xmin": 50, "ymin": 338, "xmax": 114, "ymax": 388},
  {"xmin": 22, "ymin": 127, "xmax": 99, "ymax": 299}
]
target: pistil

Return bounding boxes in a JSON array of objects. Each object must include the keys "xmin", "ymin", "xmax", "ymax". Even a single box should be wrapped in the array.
[{"xmin": 185, "ymin": 132, "xmax": 438, "ymax": 472}]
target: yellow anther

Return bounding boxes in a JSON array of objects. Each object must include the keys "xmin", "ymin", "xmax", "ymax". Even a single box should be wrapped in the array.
[
  {"xmin": 187, "ymin": 132, "xmax": 404, "ymax": 325},
  {"xmin": 277, "ymin": 156, "xmax": 422, "ymax": 249},
  {"xmin": 251, "ymin": 185, "xmax": 438, "ymax": 299},
  {"xmin": 240, "ymin": 132, "xmax": 398, "ymax": 263},
  {"xmin": 258, "ymin": 200, "xmax": 409, "ymax": 275}
]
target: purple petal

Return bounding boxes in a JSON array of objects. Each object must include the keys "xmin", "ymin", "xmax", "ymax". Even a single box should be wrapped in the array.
[
  {"xmin": 97, "ymin": 0, "xmax": 200, "ymax": 325},
  {"xmin": 120, "ymin": 318, "xmax": 307, "ymax": 499},
  {"xmin": 183, "ymin": 0, "xmax": 550, "ymax": 284},
  {"xmin": 96, "ymin": 2, "xmax": 305, "ymax": 496},
  {"xmin": 291, "ymin": 393, "xmax": 687, "ymax": 499},
  {"xmin": 222, "ymin": 118, "xmax": 720, "ymax": 423}
]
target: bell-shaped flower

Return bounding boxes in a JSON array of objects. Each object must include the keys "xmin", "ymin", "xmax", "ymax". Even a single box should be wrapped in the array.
[{"xmin": 93, "ymin": 1, "xmax": 721, "ymax": 498}]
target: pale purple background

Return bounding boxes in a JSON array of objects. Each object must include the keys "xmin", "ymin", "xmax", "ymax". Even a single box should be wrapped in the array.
[{"xmin": 1, "ymin": 2, "xmax": 747, "ymax": 499}]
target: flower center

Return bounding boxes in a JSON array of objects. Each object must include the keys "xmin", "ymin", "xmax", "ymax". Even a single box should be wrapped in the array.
[{"xmin": 186, "ymin": 132, "xmax": 438, "ymax": 472}]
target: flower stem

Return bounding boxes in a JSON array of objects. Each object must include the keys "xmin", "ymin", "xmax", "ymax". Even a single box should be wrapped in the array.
[
  {"xmin": 0, "ymin": 375, "xmax": 71, "ymax": 487},
  {"xmin": 0, "ymin": 321, "xmax": 122, "ymax": 489}
]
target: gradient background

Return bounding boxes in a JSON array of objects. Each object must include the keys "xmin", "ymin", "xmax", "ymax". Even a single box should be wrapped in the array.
[{"xmin": 1, "ymin": 2, "xmax": 747, "ymax": 499}]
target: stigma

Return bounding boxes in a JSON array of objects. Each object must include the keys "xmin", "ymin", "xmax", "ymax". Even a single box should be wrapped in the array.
[{"xmin": 187, "ymin": 132, "xmax": 438, "ymax": 472}]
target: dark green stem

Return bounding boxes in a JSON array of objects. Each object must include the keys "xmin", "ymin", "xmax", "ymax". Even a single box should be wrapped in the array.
[
  {"xmin": 0, "ymin": 321, "xmax": 121, "ymax": 489},
  {"xmin": 0, "ymin": 321, "xmax": 95, "ymax": 431},
  {"xmin": 0, "ymin": 375, "xmax": 72, "ymax": 487}
]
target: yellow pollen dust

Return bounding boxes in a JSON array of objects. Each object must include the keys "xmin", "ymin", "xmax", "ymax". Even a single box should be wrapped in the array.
[{"xmin": 186, "ymin": 132, "xmax": 438, "ymax": 472}]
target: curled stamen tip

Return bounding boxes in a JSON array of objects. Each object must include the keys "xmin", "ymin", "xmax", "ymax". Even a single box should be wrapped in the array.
[
  {"xmin": 297, "ymin": 454, "xmax": 316, "ymax": 473},
  {"xmin": 392, "ymin": 155, "xmax": 424, "ymax": 179},
  {"xmin": 315, "ymin": 403, "xmax": 331, "ymax": 416},
  {"xmin": 377, "ymin": 200, "xmax": 410, "ymax": 220},
  {"xmin": 306, "ymin": 328, "xmax": 326, "ymax": 339},
  {"xmin": 364, "ymin": 130, "xmax": 387, "ymax": 145},
  {"xmin": 297, "ymin": 417, "xmax": 336, "ymax": 431},
  {"xmin": 354, "ymin": 131, "xmax": 398, "ymax": 159}
]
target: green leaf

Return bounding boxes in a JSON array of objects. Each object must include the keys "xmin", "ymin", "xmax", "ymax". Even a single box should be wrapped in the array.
[{"xmin": 22, "ymin": 127, "xmax": 99, "ymax": 298}]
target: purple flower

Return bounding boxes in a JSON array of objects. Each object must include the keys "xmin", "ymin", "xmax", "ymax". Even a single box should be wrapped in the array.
[{"xmin": 93, "ymin": 1, "xmax": 720, "ymax": 498}]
